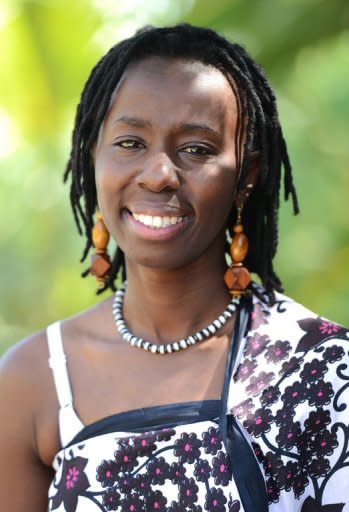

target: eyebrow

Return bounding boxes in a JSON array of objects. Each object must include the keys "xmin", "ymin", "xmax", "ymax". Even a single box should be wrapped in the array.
[
  {"xmin": 112, "ymin": 116, "xmax": 152, "ymax": 128},
  {"xmin": 112, "ymin": 116, "xmax": 220, "ymax": 138}
]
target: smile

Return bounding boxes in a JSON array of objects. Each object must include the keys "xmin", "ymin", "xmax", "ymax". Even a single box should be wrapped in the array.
[{"xmin": 132, "ymin": 213, "xmax": 185, "ymax": 228}]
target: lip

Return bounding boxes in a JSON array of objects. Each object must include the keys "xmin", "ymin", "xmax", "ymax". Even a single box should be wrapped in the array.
[{"xmin": 123, "ymin": 209, "xmax": 192, "ymax": 241}]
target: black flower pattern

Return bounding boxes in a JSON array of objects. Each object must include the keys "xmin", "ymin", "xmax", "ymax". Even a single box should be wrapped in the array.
[
  {"xmin": 146, "ymin": 490, "xmax": 167, "ymax": 511},
  {"xmin": 275, "ymin": 406, "xmax": 295, "ymax": 427},
  {"xmin": 311, "ymin": 429, "xmax": 339, "ymax": 456},
  {"xmin": 169, "ymin": 461, "xmax": 186, "ymax": 484},
  {"xmin": 102, "ymin": 488, "xmax": 121, "ymax": 511},
  {"xmin": 120, "ymin": 493, "xmax": 143, "ymax": 512},
  {"xmin": 114, "ymin": 441, "xmax": 138, "ymax": 472},
  {"xmin": 307, "ymin": 380, "xmax": 334, "ymax": 407},
  {"xmin": 212, "ymin": 451, "xmax": 230, "ymax": 486},
  {"xmin": 194, "ymin": 458, "xmax": 211, "ymax": 482},
  {"xmin": 266, "ymin": 476, "xmax": 280, "ymax": 503},
  {"xmin": 179, "ymin": 477, "xmax": 199, "ymax": 506},
  {"xmin": 132, "ymin": 432, "xmax": 156, "ymax": 457},
  {"xmin": 275, "ymin": 461, "xmax": 298, "ymax": 491},
  {"xmin": 96, "ymin": 459, "xmax": 118, "ymax": 487},
  {"xmin": 262, "ymin": 451, "xmax": 283, "ymax": 477},
  {"xmin": 292, "ymin": 470, "xmax": 309, "ymax": 498},
  {"xmin": 146, "ymin": 456, "xmax": 170, "ymax": 485},
  {"xmin": 323, "ymin": 344, "xmax": 345, "ymax": 363},
  {"xmin": 204, "ymin": 487, "xmax": 227, "ymax": 511},
  {"xmin": 133, "ymin": 473, "xmax": 152, "ymax": 496},
  {"xmin": 201, "ymin": 426, "xmax": 222, "ymax": 455},
  {"xmin": 246, "ymin": 371, "xmax": 274, "ymax": 396},
  {"xmin": 276, "ymin": 421, "xmax": 301, "ymax": 449},
  {"xmin": 304, "ymin": 407, "xmax": 331, "ymax": 433},
  {"xmin": 230, "ymin": 398, "xmax": 254, "ymax": 418},
  {"xmin": 244, "ymin": 408, "xmax": 273, "ymax": 437},
  {"xmin": 265, "ymin": 340, "xmax": 291, "ymax": 363},
  {"xmin": 236, "ymin": 358, "xmax": 257, "ymax": 381},
  {"xmin": 282, "ymin": 381, "xmax": 307, "ymax": 407},
  {"xmin": 279, "ymin": 356, "xmax": 301, "ymax": 377},
  {"xmin": 300, "ymin": 358, "xmax": 328, "ymax": 382},
  {"xmin": 261, "ymin": 385, "xmax": 281, "ymax": 406},
  {"xmin": 156, "ymin": 427, "xmax": 176, "ymax": 442},
  {"xmin": 250, "ymin": 302, "xmax": 269, "ymax": 330},
  {"xmin": 174, "ymin": 432, "xmax": 201, "ymax": 464},
  {"xmin": 244, "ymin": 333, "xmax": 270, "ymax": 357},
  {"xmin": 308, "ymin": 457, "xmax": 330, "ymax": 478}
]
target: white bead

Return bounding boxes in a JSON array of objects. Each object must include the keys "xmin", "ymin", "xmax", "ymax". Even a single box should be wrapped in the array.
[
  {"xmin": 166, "ymin": 344, "xmax": 173, "ymax": 353},
  {"xmin": 159, "ymin": 345, "xmax": 165, "ymax": 354},
  {"xmin": 208, "ymin": 325, "xmax": 216, "ymax": 334},
  {"xmin": 130, "ymin": 338, "xmax": 137, "ymax": 346},
  {"xmin": 143, "ymin": 342, "xmax": 150, "ymax": 351},
  {"xmin": 136, "ymin": 339, "xmax": 143, "ymax": 348},
  {"xmin": 213, "ymin": 319, "xmax": 222, "ymax": 329},
  {"xmin": 188, "ymin": 336, "xmax": 196, "ymax": 345},
  {"xmin": 172, "ymin": 342, "xmax": 180, "ymax": 351},
  {"xmin": 179, "ymin": 340, "xmax": 188, "ymax": 349},
  {"xmin": 218, "ymin": 315, "xmax": 226, "ymax": 323},
  {"xmin": 196, "ymin": 332, "xmax": 203, "ymax": 341},
  {"xmin": 202, "ymin": 328, "xmax": 210, "ymax": 337},
  {"xmin": 150, "ymin": 345, "xmax": 158, "ymax": 353}
]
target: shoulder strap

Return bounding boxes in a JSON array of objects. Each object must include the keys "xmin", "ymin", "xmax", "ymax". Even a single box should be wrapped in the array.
[
  {"xmin": 220, "ymin": 297, "xmax": 269, "ymax": 512},
  {"xmin": 47, "ymin": 321, "xmax": 73, "ymax": 408},
  {"xmin": 46, "ymin": 321, "xmax": 84, "ymax": 447}
]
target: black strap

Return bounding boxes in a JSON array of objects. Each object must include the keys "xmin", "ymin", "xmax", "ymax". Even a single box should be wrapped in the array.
[{"xmin": 220, "ymin": 296, "xmax": 269, "ymax": 512}]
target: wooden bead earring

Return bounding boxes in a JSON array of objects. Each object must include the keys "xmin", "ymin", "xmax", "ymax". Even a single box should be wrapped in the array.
[
  {"xmin": 90, "ymin": 211, "xmax": 111, "ymax": 283},
  {"xmin": 224, "ymin": 206, "xmax": 251, "ymax": 296}
]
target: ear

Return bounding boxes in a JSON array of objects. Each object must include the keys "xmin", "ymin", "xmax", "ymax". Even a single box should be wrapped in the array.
[{"xmin": 235, "ymin": 151, "xmax": 261, "ymax": 209}]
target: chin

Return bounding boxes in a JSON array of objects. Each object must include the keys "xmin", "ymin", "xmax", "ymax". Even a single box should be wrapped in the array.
[{"xmin": 127, "ymin": 251, "xmax": 197, "ymax": 272}]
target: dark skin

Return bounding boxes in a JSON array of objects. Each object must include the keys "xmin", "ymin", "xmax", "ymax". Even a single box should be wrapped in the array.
[{"xmin": 0, "ymin": 56, "xmax": 258, "ymax": 510}]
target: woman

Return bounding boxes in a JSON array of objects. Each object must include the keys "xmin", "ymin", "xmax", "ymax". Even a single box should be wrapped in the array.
[{"xmin": 0, "ymin": 24, "xmax": 348, "ymax": 512}]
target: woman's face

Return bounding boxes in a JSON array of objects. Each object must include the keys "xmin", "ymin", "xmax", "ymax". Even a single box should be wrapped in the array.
[{"xmin": 93, "ymin": 56, "xmax": 240, "ymax": 270}]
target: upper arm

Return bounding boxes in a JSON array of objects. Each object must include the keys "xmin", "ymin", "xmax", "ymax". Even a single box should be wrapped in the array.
[{"xmin": 0, "ymin": 336, "xmax": 53, "ymax": 511}]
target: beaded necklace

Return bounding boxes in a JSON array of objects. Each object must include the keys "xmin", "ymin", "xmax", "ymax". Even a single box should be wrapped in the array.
[{"xmin": 113, "ymin": 281, "xmax": 240, "ymax": 354}]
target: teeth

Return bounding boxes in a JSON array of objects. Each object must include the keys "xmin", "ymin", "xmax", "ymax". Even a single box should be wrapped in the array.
[{"xmin": 132, "ymin": 213, "xmax": 184, "ymax": 228}]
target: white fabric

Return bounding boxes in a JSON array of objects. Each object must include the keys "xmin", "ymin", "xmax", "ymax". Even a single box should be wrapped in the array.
[{"xmin": 47, "ymin": 321, "xmax": 84, "ymax": 447}]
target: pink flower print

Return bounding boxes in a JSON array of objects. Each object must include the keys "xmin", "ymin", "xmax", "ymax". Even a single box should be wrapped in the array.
[
  {"xmin": 65, "ymin": 466, "xmax": 80, "ymax": 489},
  {"xmin": 296, "ymin": 317, "xmax": 347, "ymax": 353},
  {"xmin": 51, "ymin": 456, "xmax": 89, "ymax": 512},
  {"xmin": 319, "ymin": 321, "xmax": 340, "ymax": 335}
]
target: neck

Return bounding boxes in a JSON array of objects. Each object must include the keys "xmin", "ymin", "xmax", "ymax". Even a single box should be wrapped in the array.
[{"xmin": 122, "ymin": 249, "xmax": 232, "ymax": 345}]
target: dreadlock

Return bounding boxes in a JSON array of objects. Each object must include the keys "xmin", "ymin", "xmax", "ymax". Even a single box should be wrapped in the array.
[{"xmin": 64, "ymin": 23, "xmax": 299, "ymax": 300}]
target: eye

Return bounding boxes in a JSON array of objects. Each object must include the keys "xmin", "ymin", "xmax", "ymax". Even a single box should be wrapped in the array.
[
  {"xmin": 181, "ymin": 144, "xmax": 215, "ymax": 156},
  {"xmin": 114, "ymin": 139, "xmax": 145, "ymax": 149}
]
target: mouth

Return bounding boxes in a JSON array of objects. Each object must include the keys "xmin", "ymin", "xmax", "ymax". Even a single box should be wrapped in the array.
[
  {"xmin": 131, "ymin": 212, "xmax": 187, "ymax": 229},
  {"xmin": 123, "ymin": 208, "xmax": 192, "ymax": 241}
]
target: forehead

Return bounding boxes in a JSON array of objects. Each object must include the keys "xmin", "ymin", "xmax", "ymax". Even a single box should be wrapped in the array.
[{"xmin": 104, "ymin": 56, "xmax": 238, "ymax": 133}]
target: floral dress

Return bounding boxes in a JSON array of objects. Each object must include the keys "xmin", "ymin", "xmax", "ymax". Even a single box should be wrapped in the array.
[{"xmin": 47, "ymin": 288, "xmax": 349, "ymax": 511}]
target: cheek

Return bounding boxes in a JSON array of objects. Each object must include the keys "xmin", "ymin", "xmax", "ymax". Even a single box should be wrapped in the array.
[{"xmin": 196, "ymin": 164, "xmax": 237, "ymax": 220}]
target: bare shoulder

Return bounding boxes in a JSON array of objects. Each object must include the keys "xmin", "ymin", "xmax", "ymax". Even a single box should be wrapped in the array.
[{"xmin": 0, "ymin": 328, "xmax": 49, "ymax": 406}]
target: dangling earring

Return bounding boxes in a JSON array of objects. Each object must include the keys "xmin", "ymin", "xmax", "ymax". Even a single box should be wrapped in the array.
[
  {"xmin": 90, "ymin": 211, "xmax": 111, "ymax": 283},
  {"xmin": 224, "ymin": 206, "xmax": 251, "ymax": 296}
]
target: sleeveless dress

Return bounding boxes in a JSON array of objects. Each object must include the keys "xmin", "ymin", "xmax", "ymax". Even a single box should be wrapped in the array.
[{"xmin": 47, "ymin": 289, "xmax": 349, "ymax": 512}]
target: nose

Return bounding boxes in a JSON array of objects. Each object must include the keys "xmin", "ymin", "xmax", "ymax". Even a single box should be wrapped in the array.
[{"xmin": 136, "ymin": 151, "xmax": 180, "ymax": 192}]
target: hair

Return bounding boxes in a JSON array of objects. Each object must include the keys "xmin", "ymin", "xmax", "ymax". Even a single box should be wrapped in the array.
[{"xmin": 64, "ymin": 23, "xmax": 299, "ymax": 300}]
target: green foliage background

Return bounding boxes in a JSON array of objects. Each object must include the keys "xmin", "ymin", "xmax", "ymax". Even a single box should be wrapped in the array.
[{"xmin": 0, "ymin": 0, "xmax": 348, "ymax": 354}]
